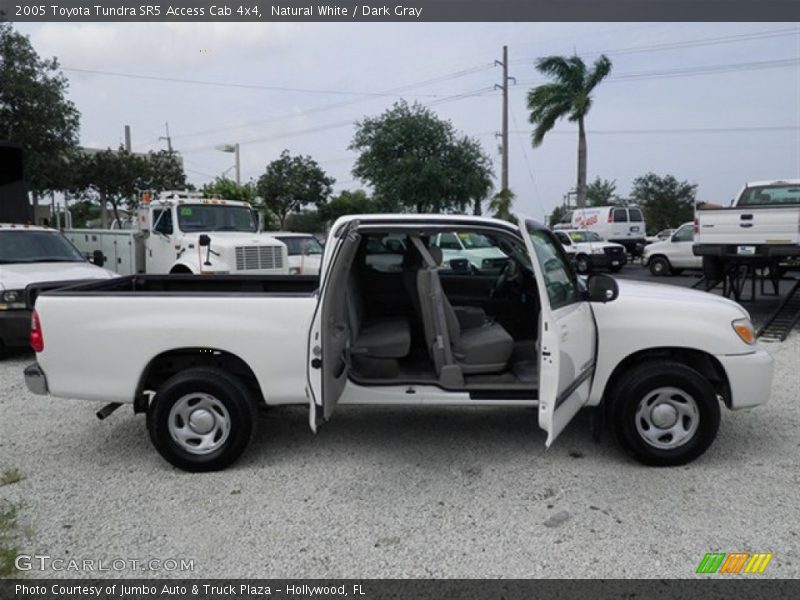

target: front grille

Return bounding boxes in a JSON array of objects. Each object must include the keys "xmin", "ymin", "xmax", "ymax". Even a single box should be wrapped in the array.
[
  {"xmin": 604, "ymin": 247, "xmax": 625, "ymax": 256},
  {"xmin": 235, "ymin": 246, "xmax": 284, "ymax": 271}
]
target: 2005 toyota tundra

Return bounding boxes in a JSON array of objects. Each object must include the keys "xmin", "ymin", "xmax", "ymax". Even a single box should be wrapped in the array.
[{"xmin": 25, "ymin": 214, "xmax": 774, "ymax": 471}]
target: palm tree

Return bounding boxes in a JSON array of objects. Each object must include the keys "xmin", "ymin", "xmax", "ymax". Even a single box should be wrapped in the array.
[{"xmin": 527, "ymin": 55, "xmax": 612, "ymax": 208}]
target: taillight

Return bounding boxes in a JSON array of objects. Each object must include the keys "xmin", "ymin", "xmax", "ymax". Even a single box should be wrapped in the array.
[
  {"xmin": 608, "ymin": 211, "xmax": 613, "ymax": 223},
  {"xmin": 30, "ymin": 309, "xmax": 44, "ymax": 352},
  {"xmin": 693, "ymin": 217, "xmax": 699, "ymax": 235}
]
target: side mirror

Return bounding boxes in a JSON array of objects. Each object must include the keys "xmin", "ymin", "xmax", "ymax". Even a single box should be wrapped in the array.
[
  {"xmin": 587, "ymin": 273, "xmax": 619, "ymax": 303},
  {"xmin": 91, "ymin": 250, "xmax": 105, "ymax": 266},
  {"xmin": 198, "ymin": 234, "xmax": 211, "ymax": 247}
]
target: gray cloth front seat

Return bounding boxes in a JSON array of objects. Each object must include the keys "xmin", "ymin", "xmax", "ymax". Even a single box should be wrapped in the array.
[{"xmin": 415, "ymin": 244, "xmax": 513, "ymax": 376}]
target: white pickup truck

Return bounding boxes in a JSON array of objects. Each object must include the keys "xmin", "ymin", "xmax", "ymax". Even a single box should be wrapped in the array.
[
  {"xmin": 25, "ymin": 214, "xmax": 773, "ymax": 472},
  {"xmin": 694, "ymin": 179, "xmax": 800, "ymax": 277}
]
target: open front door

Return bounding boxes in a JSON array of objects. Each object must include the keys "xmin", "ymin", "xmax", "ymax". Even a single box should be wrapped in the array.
[
  {"xmin": 306, "ymin": 223, "xmax": 361, "ymax": 432},
  {"xmin": 516, "ymin": 214, "xmax": 598, "ymax": 447}
]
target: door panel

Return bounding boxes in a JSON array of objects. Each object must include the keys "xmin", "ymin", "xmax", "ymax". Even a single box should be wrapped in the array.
[{"xmin": 516, "ymin": 214, "xmax": 598, "ymax": 446}]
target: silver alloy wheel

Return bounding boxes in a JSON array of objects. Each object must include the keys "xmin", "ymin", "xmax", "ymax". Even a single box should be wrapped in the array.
[
  {"xmin": 168, "ymin": 392, "xmax": 232, "ymax": 455},
  {"xmin": 652, "ymin": 259, "xmax": 666, "ymax": 274},
  {"xmin": 635, "ymin": 386, "xmax": 699, "ymax": 450}
]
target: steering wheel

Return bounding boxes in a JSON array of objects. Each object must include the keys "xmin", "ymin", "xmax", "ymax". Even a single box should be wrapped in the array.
[{"xmin": 490, "ymin": 259, "xmax": 519, "ymax": 298}]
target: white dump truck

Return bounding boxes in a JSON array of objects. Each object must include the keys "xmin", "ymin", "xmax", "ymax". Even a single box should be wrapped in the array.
[{"xmin": 64, "ymin": 191, "xmax": 289, "ymax": 275}]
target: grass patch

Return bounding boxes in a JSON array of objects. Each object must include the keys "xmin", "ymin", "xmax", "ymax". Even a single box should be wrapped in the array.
[
  {"xmin": 0, "ymin": 501, "xmax": 23, "ymax": 577},
  {"xmin": 0, "ymin": 468, "xmax": 24, "ymax": 486}
]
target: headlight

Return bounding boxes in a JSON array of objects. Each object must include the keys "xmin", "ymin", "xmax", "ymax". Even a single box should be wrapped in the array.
[
  {"xmin": 0, "ymin": 290, "xmax": 26, "ymax": 310},
  {"xmin": 732, "ymin": 318, "xmax": 756, "ymax": 345},
  {"xmin": 289, "ymin": 267, "xmax": 301, "ymax": 275},
  {"xmin": 591, "ymin": 247, "xmax": 605, "ymax": 255}
]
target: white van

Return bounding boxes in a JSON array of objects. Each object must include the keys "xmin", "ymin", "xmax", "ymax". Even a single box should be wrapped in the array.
[{"xmin": 558, "ymin": 206, "xmax": 646, "ymax": 254}]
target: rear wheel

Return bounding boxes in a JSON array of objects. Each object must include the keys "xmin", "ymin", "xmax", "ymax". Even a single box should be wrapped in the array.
[
  {"xmin": 649, "ymin": 256, "xmax": 671, "ymax": 276},
  {"xmin": 147, "ymin": 367, "xmax": 255, "ymax": 472},
  {"xmin": 608, "ymin": 360, "xmax": 720, "ymax": 466}
]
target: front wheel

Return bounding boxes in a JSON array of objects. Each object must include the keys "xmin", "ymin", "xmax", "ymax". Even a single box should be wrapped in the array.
[
  {"xmin": 608, "ymin": 360, "xmax": 721, "ymax": 466},
  {"xmin": 608, "ymin": 264, "xmax": 623, "ymax": 273},
  {"xmin": 147, "ymin": 367, "xmax": 256, "ymax": 472},
  {"xmin": 575, "ymin": 254, "xmax": 591, "ymax": 274},
  {"xmin": 648, "ymin": 256, "xmax": 671, "ymax": 276}
]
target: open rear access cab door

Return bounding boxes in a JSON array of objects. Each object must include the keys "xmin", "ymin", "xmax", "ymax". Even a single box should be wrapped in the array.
[
  {"xmin": 516, "ymin": 214, "xmax": 598, "ymax": 447},
  {"xmin": 306, "ymin": 221, "xmax": 361, "ymax": 432}
]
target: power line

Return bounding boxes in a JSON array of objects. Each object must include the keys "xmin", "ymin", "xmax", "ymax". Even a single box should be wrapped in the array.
[
  {"xmin": 509, "ymin": 26, "xmax": 800, "ymax": 64},
  {"xmin": 507, "ymin": 125, "xmax": 800, "ymax": 135},
  {"xmin": 509, "ymin": 103, "xmax": 545, "ymax": 219}
]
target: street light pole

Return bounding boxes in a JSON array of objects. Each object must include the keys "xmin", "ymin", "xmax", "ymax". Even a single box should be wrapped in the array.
[{"xmin": 235, "ymin": 143, "xmax": 240, "ymax": 185}]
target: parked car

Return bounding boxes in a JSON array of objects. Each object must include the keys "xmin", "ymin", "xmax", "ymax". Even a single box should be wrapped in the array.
[
  {"xmin": 643, "ymin": 222, "xmax": 703, "ymax": 276},
  {"xmin": 269, "ymin": 232, "xmax": 324, "ymax": 276},
  {"xmin": 0, "ymin": 224, "xmax": 116, "ymax": 356},
  {"xmin": 25, "ymin": 214, "xmax": 772, "ymax": 471},
  {"xmin": 553, "ymin": 229, "xmax": 627, "ymax": 274},
  {"xmin": 433, "ymin": 231, "xmax": 508, "ymax": 271},
  {"xmin": 556, "ymin": 206, "xmax": 646, "ymax": 254}
]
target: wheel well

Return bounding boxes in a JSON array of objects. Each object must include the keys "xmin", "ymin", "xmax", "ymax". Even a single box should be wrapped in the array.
[
  {"xmin": 649, "ymin": 254, "xmax": 668, "ymax": 265},
  {"xmin": 134, "ymin": 348, "xmax": 264, "ymax": 413},
  {"xmin": 170, "ymin": 264, "xmax": 193, "ymax": 274},
  {"xmin": 602, "ymin": 347, "xmax": 731, "ymax": 408}
]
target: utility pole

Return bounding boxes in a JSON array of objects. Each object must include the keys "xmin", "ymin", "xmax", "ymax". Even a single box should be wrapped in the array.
[
  {"xmin": 234, "ymin": 143, "xmax": 240, "ymax": 185},
  {"xmin": 494, "ymin": 46, "xmax": 515, "ymax": 195},
  {"xmin": 159, "ymin": 122, "xmax": 173, "ymax": 153}
]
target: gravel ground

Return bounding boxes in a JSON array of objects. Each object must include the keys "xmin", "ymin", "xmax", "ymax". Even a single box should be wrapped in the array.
[{"xmin": 0, "ymin": 333, "xmax": 798, "ymax": 580}]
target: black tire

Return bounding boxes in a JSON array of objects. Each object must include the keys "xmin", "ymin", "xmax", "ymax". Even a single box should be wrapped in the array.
[
  {"xmin": 146, "ymin": 367, "xmax": 255, "ymax": 472},
  {"xmin": 648, "ymin": 256, "xmax": 671, "ymax": 276},
  {"xmin": 608, "ymin": 264, "xmax": 623, "ymax": 273},
  {"xmin": 575, "ymin": 254, "xmax": 591, "ymax": 274},
  {"xmin": 608, "ymin": 360, "xmax": 721, "ymax": 466},
  {"xmin": 702, "ymin": 256, "xmax": 724, "ymax": 281}
]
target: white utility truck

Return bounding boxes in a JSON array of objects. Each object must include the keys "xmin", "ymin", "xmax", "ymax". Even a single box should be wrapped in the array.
[
  {"xmin": 552, "ymin": 229, "xmax": 627, "ymax": 274},
  {"xmin": 694, "ymin": 180, "xmax": 800, "ymax": 279},
  {"xmin": 25, "ymin": 214, "xmax": 773, "ymax": 472},
  {"xmin": 556, "ymin": 206, "xmax": 647, "ymax": 255},
  {"xmin": 64, "ymin": 191, "xmax": 289, "ymax": 276}
]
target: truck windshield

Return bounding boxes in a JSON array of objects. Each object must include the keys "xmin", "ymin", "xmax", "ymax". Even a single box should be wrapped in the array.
[
  {"xmin": 458, "ymin": 232, "xmax": 494, "ymax": 249},
  {"xmin": 177, "ymin": 205, "xmax": 257, "ymax": 232},
  {"xmin": 738, "ymin": 185, "xmax": 800, "ymax": 206},
  {"xmin": 568, "ymin": 231, "xmax": 602, "ymax": 243},
  {"xmin": 0, "ymin": 230, "xmax": 86, "ymax": 264}
]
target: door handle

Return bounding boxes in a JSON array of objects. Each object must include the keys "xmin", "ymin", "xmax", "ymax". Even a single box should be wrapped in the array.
[{"xmin": 311, "ymin": 358, "xmax": 322, "ymax": 369}]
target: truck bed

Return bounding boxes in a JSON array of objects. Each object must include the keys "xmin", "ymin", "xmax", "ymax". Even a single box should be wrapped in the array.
[
  {"xmin": 694, "ymin": 204, "xmax": 800, "ymax": 257},
  {"xmin": 31, "ymin": 274, "xmax": 319, "ymax": 303}
]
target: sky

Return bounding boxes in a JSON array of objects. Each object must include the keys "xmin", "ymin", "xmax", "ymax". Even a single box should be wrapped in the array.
[{"xmin": 14, "ymin": 21, "xmax": 800, "ymax": 220}]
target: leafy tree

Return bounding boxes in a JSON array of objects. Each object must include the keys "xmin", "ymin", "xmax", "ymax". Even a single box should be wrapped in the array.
[
  {"xmin": 351, "ymin": 101, "xmax": 494, "ymax": 214},
  {"xmin": 527, "ymin": 54, "xmax": 612, "ymax": 208},
  {"xmin": 548, "ymin": 205, "xmax": 569, "ymax": 228},
  {"xmin": 64, "ymin": 200, "xmax": 100, "ymax": 228},
  {"xmin": 586, "ymin": 177, "xmax": 618, "ymax": 207},
  {"xmin": 630, "ymin": 173, "xmax": 697, "ymax": 234},
  {"xmin": 285, "ymin": 210, "xmax": 325, "ymax": 234},
  {"xmin": 0, "ymin": 22, "xmax": 80, "ymax": 200},
  {"xmin": 257, "ymin": 150, "xmax": 334, "ymax": 229},
  {"xmin": 71, "ymin": 146, "xmax": 147, "ymax": 225},
  {"xmin": 140, "ymin": 150, "xmax": 187, "ymax": 195},
  {"xmin": 489, "ymin": 189, "xmax": 515, "ymax": 221},
  {"xmin": 202, "ymin": 176, "xmax": 257, "ymax": 203},
  {"xmin": 319, "ymin": 189, "xmax": 375, "ymax": 223}
]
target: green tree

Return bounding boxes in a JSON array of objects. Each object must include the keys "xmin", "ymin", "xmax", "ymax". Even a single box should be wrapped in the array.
[
  {"xmin": 319, "ymin": 189, "xmax": 375, "ymax": 223},
  {"xmin": 488, "ymin": 189, "xmax": 515, "ymax": 221},
  {"xmin": 548, "ymin": 205, "xmax": 569, "ymax": 228},
  {"xmin": 257, "ymin": 150, "xmax": 334, "ymax": 229},
  {"xmin": 351, "ymin": 101, "xmax": 494, "ymax": 214},
  {"xmin": 285, "ymin": 210, "xmax": 326, "ymax": 234},
  {"xmin": 586, "ymin": 177, "xmax": 618, "ymax": 207},
  {"xmin": 140, "ymin": 150, "xmax": 187, "ymax": 195},
  {"xmin": 64, "ymin": 200, "xmax": 99, "ymax": 228},
  {"xmin": 0, "ymin": 22, "xmax": 80, "ymax": 201},
  {"xmin": 202, "ymin": 176, "xmax": 257, "ymax": 203},
  {"xmin": 630, "ymin": 173, "xmax": 697, "ymax": 234},
  {"xmin": 527, "ymin": 54, "xmax": 612, "ymax": 208},
  {"xmin": 71, "ymin": 146, "xmax": 147, "ymax": 225}
]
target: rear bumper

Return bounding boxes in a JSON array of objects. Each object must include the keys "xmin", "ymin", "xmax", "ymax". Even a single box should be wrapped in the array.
[
  {"xmin": 590, "ymin": 253, "xmax": 628, "ymax": 269},
  {"xmin": 694, "ymin": 244, "xmax": 800, "ymax": 258},
  {"xmin": 0, "ymin": 310, "xmax": 31, "ymax": 349},
  {"xmin": 24, "ymin": 363, "xmax": 49, "ymax": 395},
  {"xmin": 716, "ymin": 348, "xmax": 773, "ymax": 409}
]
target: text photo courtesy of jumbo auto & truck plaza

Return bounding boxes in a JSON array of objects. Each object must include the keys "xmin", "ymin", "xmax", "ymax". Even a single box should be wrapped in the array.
[{"xmin": 1, "ymin": 0, "xmax": 800, "ymax": 598}]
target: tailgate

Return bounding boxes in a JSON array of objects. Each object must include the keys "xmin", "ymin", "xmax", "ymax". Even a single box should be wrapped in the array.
[{"xmin": 696, "ymin": 207, "xmax": 800, "ymax": 246}]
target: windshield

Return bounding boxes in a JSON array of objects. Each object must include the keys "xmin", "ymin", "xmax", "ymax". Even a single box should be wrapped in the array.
[
  {"xmin": 0, "ymin": 230, "xmax": 85, "ymax": 264},
  {"xmin": 177, "ymin": 205, "xmax": 257, "ymax": 232},
  {"xmin": 568, "ymin": 231, "xmax": 602, "ymax": 243},
  {"xmin": 278, "ymin": 236, "xmax": 323, "ymax": 256},
  {"xmin": 458, "ymin": 232, "xmax": 494, "ymax": 249},
  {"xmin": 738, "ymin": 185, "xmax": 800, "ymax": 206}
]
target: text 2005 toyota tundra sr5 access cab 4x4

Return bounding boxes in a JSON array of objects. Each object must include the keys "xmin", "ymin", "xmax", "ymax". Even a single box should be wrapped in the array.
[{"xmin": 25, "ymin": 215, "xmax": 773, "ymax": 471}]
